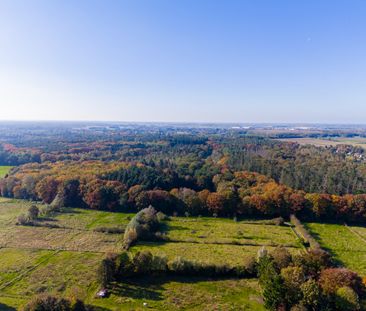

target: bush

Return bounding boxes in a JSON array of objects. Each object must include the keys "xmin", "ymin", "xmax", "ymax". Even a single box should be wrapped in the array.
[
  {"xmin": 28, "ymin": 205, "xmax": 40, "ymax": 220},
  {"xmin": 21, "ymin": 294, "xmax": 80, "ymax": 311},
  {"xmin": 334, "ymin": 286, "xmax": 360, "ymax": 310},
  {"xmin": 97, "ymin": 253, "xmax": 118, "ymax": 288},
  {"xmin": 133, "ymin": 250, "xmax": 154, "ymax": 274},
  {"xmin": 123, "ymin": 206, "xmax": 161, "ymax": 248},
  {"xmin": 167, "ymin": 257, "xmax": 194, "ymax": 274},
  {"xmin": 257, "ymin": 254, "xmax": 277, "ymax": 286},
  {"xmin": 300, "ymin": 279, "xmax": 321, "ymax": 310},
  {"xmin": 281, "ymin": 266, "xmax": 305, "ymax": 288},
  {"xmin": 281, "ymin": 266, "xmax": 305, "ymax": 305},
  {"xmin": 17, "ymin": 205, "xmax": 43, "ymax": 226},
  {"xmin": 319, "ymin": 268, "xmax": 363, "ymax": 295},
  {"xmin": 271, "ymin": 246, "xmax": 292, "ymax": 271},
  {"xmin": 262, "ymin": 274, "xmax": 287, "ymax": 311},
  {"xmin": 240, "ymin": 256, "xmax": 257, "ymax": 276},
  {"xmin": 116, "ymin": 251, "xmax": 134, "ymax": 277},
  {"xmin": 17, "ymin": 213, "xmax": 32, "ymax": 226},
  {"xmin": 293, "ymin": 249, "xmax": 332, "ymax": 277},
  {"xmin": 123, "ymin": 227, "xmax": 137, "ymax": 249}
]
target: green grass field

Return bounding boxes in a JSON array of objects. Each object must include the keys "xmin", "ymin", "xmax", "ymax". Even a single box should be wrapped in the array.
[
  {"xmin": 305, "ymin": 222, "xmax": 366, "ymax": 276},
  {"xmin": 0, "ymin": 166, "xmax": 13, "ymax": 178},
  {"xmin": 165, "ymin": 217, "xmax": 301, "ymax": 247},
  {"xmin": 0, "ymin": 200, "xmax": 303, "ymax": 310}
]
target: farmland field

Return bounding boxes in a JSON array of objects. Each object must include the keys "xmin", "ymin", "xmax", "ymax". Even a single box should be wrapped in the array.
[
  {"xmin": 0, "ymin": 200, "xmax": 302, "ymax": 310},
  {"xmin": 278, "ymin": 136, "xmax": 366, "ymax": 149},
  {"xmin": 305, "ymin": 222, "xmax": 366, "ymax": 276}
]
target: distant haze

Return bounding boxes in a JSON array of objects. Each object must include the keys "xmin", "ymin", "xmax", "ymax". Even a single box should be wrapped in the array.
[{"xmin": 0, "ymin": 0, "xmax": 365, "ymax": 123}]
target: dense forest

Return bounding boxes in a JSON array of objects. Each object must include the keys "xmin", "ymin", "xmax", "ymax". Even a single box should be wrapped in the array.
[
  {"xmin": 1, "ymin": 124, "xmax": 366, "ymax": 223},
  {"xmin": 226, "ymin": 137, "xmax": 366, "ymax": 194}
]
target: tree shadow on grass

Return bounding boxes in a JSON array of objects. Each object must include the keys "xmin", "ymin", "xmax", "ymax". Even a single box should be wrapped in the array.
[
  {"xmin": 111, "ymin": 275, "xmax": 249, "ymax": 302},
  {"xmin": 0, "ymin": 303, "xmax": 16, "ymax": 311},
  {"xmin": 166, "ymin": 225, "xmax": 189, "ymax": 231},
  {"xmin": 304, "ymin": 227, "xmax": 345, "ymax": 267},
  {"xmin": 87, "ymin": 306, "xmax": 110, "ymax": 311},
  {"xmin": 111, "ymin": 280, "xmax": 163, "ymax": 301}
]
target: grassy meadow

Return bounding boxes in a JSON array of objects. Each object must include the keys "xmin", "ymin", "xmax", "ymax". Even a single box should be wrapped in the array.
[
  {"xmin": 0, "ymin": 199, "xmax": 305, "ymax": 310},
  {"xmin": 1, "ymin": 199, "xmax": 365, "ymax": 309},
  {"xmin": 305, "ymin": 222, "xmax": 366, "ymax": 276}
]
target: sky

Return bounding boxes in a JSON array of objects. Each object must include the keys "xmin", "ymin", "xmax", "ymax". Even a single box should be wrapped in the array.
[{"xmin": 0, "ymin": 0, "xmax": 365, "ymax": 123}]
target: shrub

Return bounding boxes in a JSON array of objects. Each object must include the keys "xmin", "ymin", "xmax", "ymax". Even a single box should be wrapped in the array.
[
  {"xmin": 319, "ymin": 268, "xmax": 363, "ymax": 295},
  {"xmin": 281, "ymin": 266, "xmax": 305, "ymax": 288},
  {"xmin": 271, "ymin": 246, "xmax": 292, "ymax": 271},
  {"xmin": 17, "ymin": 205, "xmax": 43, "ymax": 226},
  {"xmin": 257, "ymin": 254, "xmax": 277, "ymax": 286},
  {"xmin": 133, "ymin": 251, "xmax": 154, "ymax": 274},
  {"xmin": 334, "ymin": 286, "xmax": 360, "ymax": 311},
  {"xmin": 97, "ymin": 253, "xmax": 118, "ymax": 288},
  {"xmin": 150, "ymin": 254, "xmax": 168, "ymax": 272},
  {"xmin": 293, "ymin": 249, "xmax": 332, "ymax": 277},
  {"xmin": 281, "ymin": 266, "xmax": 305, "ymax": 305},
  {"xmin": 241, "ymin": 256, "xmax": 257, "ymax": 276},
  {"xmin": 123, "ymin": 227, "xmax": 137, "ymax": 249},
  {"xmin": 17, "ymin": 213, "xmax": 31, "ymax": 226},
  {"xmin": 262, "ymin": 274, "xmax": 287, "ymax": 311},
  {"xmin": 300, "ymin": 279, "xmax": 321, "ymax": 309},
  {"xmin": 116, "ymin": 251, "xmax": 134, "ymax": 277},
  {"xmin": 21, "ymin": 294, "xmax": 76, "ymax": 311},
  {"xmin": 123, "ymin": 206, "xmax": 161, "ymax": 248},
  {"xmin": 167, "ymin": 257, "xmax": 194, "ymax": 274},
  {"xmin": 28, "ymin": 205, "xmax": 40, "ymax": 220}
]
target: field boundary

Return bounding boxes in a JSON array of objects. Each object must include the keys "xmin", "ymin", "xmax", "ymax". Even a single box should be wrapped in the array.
[
  {"xmin": 290, "ymin": 215, "xmax": 321, "ymax": 249},
  {"xmin": 344, "ymin": 223, "xmax": 366, "ymax": 245}
]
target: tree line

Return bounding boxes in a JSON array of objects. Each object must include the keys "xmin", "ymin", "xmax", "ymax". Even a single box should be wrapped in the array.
[{"xmin": 2, "ymin": 161, "xmax": 366, "ymax": 223}]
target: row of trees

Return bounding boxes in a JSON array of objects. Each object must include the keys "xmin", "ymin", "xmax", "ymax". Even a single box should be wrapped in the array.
[
  {"xmin": 97, "ymin": 250, "xmax": 257, "ymax": 289},
  {"xmin": 2, "ymin": 162, "xmax": 366, "ymax": 222}
]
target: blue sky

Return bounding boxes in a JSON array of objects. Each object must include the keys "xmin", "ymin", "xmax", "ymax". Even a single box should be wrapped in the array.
[{"xmin": 0, "ymin": 0, "xmax": 365, "ymax": 123}]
